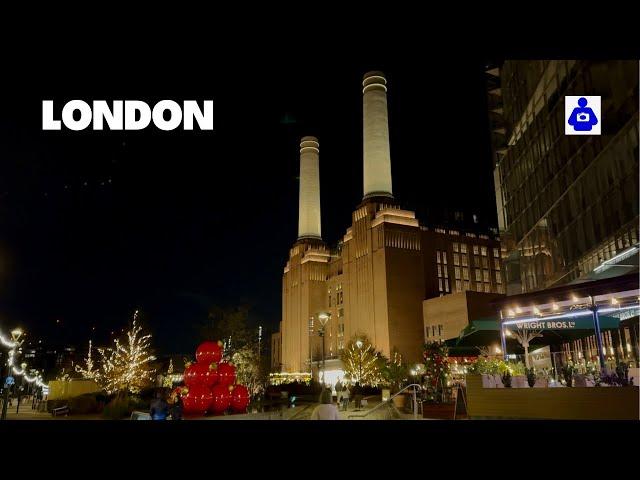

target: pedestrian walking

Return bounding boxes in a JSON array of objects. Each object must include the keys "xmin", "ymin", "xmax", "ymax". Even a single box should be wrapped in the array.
[
  {"xmin": 352, "ymin": 382, "xmax": 363, "ymax": 411},
  {"xmin": 310, "ymin": 388, "xmax": 340, "ymax": 420},
  {"xmin": 335, "ymin": 378, "xmax": 343, "ymax": 404},
  {"xmin": 149, "ymin": 390, "xmax": 169, "ymax": 420},
  {"xmin": 341, "ymin": 385, "xmax": 350, "ymax": 411},
  {"xmin": 171, "ymin": 393, "xmax": 184, "ymax": 420}
]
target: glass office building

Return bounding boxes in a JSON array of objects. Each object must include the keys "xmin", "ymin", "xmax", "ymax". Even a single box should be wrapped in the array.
[{"xmin": 487, "ymin": 60, "xmax": 639, "ymax": 294}]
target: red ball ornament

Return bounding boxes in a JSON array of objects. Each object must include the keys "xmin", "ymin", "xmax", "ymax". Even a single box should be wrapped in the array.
[
  {"xmin": 229, "ymin": 384, "xmax": 250, "ymax": 413},
  {"xmin": 217, "ymin": 362, "xmax": 236, "ymax": 386},
  {"xmin": 210, "ymin": 384, "xmax": 231, "ymax": 414},
  {"xmin": 196, "ymin": 340, "xmax": 223, "ymax": 365},
  {"xmin": 182, "ymin": 384, "xmax": 213, "ymax": 416},
  {"xmin": 183, "ymin": 362, "xmax": 217, "ymax": 387}
]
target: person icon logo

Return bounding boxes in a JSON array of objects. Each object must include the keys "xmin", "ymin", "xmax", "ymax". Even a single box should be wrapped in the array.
[
  {"xmin": 565, "ymin": 96, "xmax": 601, "ymax": 135},
  {"xmin": 568, "ymin": 97, "xmax": 598, "ymax": 131}
]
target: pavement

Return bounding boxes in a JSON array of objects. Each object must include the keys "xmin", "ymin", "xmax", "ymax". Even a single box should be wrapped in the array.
[{"xmin": 3, "ymin": 409, "xmax": 104, "ymax": 420}]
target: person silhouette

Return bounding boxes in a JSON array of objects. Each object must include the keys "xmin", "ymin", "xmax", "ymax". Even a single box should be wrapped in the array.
[{"xmin": 568, "ymin": 97, "xmax": 598, "ymax": 131}]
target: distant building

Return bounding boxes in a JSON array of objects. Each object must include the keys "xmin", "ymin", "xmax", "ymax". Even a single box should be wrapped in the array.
[
  {"xmin": 270, "ymin": 324, "xmax": 282, "ymax": 372},
  {"xmin": 277, "ymin": 72, "xmax": 503, "ymax": 377},
  {"xmin": 488, "ymin": 60, "xmax": 639, "ymax": 293},
  {"xmin": 423, "ymin": 291, "xmax": 504, "ymax": 343}
]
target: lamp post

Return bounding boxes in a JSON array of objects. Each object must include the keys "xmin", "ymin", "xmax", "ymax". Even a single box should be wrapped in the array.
[
  {"xmin": 318, "ymin": 313, "xmax": 331, "ymax": 386},
  {"xmin": 355, "ymin": 339, "xmax": 363, "ymax": 383},
  {"xmin": 589, "ymin": 296, "xmax": 607, "ymax": 372}
]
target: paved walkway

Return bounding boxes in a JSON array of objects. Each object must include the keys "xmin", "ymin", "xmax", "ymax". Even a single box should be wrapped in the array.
[{"xmin": 3, "ymin": 409, "xmax": 104, "ymax": 420}]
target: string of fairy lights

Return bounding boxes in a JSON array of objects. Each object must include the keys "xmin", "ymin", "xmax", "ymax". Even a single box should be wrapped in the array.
[{"xmin": 0, "ymin": 328, "xmax": 48, "ymax": 389}]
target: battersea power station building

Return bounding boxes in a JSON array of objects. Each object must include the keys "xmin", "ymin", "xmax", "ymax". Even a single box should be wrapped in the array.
[{"xmin": 275, "ymin": 72, "xmax": 503, "ymax": 380}]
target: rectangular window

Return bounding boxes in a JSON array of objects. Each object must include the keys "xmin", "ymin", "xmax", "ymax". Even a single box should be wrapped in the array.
[
  {"xmin": 442, "ymin": 252, "xmax": 448, "ymax": 264},
  {"xmin": 475, "ymin": 269, "xmax": 482, "ymax": 282},
  {"xmin": 436, "ymin": 251, "xmax": 441, "ymax": 263},
  {"xmin": 484, "ymin": 283, "xmax": 490, "ymax": 293},
  {"xmin": 496, "ymin": 271, "xmax": 502, "ymax": 284},
  {"xmin": 482, "ymin": 257, "xmax": 489, "ymax": 268},
  {"xmin": 456, "ymin": 279, "xmax": 462, "ymax": 291},
  {"xmin": 455, "ymin": 267, "xmax": 461, "ymax": 279},
  {"xmin": 453, "ymin": 253, "xmax": 460, "ymax": 265},
  {"xmin": 460, "ymin": 244, "xmax": 468, "ymax": 254},
  {"xmin": 453, "ymin": 243, "xmax": 459, "ymax": 252},
  {"xmin": 445, "ymin": 280, "xmax": 450, "ymax": 292},
  {"xmin": 464, "ymin": 280, "xmax": 470, "ymax": 291},
  {"xmin": 473, "ymin": 245, "xmax": 479, "ymax": 255},
  {"xmin": 483, "ymin": 270, "xmax": 490, "ymax": 282},
  {"xmin": 463, "ymin": 268, "xmax": 469, "ymax": 280},
  {"xmin": 438, "ymin": 278, "xmax": 443, "ymax": 291},
  {"xmin": 462, "ymin": 255, "xmax": 468, "ymax": 267},
  {"xmin": 437, "ymin": 264, "xmax": 442, "ymax": 276},
  {"xmin": 493, "ymin": 248, "xmax": 499, "ymax": 258},
  {"xmin": 444, "ymin": 267, "xmax": 448, "ymax": 278},
  {"xmin": 481, "ymin": 246, "xmax": 487, "ymax": 256},
  {"xmin": 494, "ymin": 258, "xmax": 501, "ymax": 270}
]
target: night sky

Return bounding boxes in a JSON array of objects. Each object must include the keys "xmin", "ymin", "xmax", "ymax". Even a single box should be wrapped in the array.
[{"xmin": 0, "ymin": 47, "xmax": 497, "ymax": 354}]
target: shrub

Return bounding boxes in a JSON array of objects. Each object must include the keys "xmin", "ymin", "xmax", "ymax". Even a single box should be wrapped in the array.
[
  {"xmin": 70, "ymin": 393, "xmax": 98, "ymax": 414},
  {"xmin": 102, "ymin": 395, "xmax": 133, "ymax": 420}
]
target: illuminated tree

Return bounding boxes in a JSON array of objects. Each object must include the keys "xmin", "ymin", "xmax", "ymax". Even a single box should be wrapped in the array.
[
  {"xmin": 340, "ymin": 335, "xmax": 384, "ymax": 386},
  {"xmin": 232, "ymin": 342, "xmax": 267, "ymax": 398},
  {"xmin": 97, "ymin": 311, "xmax": 156, "ymax": 395},
  {"xmin": 162, "ymin": 359, "xmax": 174, "ymax": 388},
  {"xmin": 75, "ymin": 340, "xmax": 100, "ymax": 382},
  {"xmin": 513, "ymin": 326, "xmax": 543, "ymax": 368}
]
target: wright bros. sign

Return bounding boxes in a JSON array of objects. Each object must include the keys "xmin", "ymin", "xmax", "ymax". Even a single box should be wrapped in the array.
[
  {"xmin": 513, "ymin": 317, "xmax": 601, "ymax": 330},
  {"xmin": 515, "ymin": 320, "xmax": 578, "ymax": 330}
]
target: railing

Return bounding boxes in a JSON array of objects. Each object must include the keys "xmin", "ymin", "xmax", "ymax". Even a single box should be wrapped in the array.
[{"xmin": 348, "ymin": 384, "xmax": 422, "ymax": 419}]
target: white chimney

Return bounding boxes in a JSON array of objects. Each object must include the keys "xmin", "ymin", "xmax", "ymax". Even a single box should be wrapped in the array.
[
  {"xmin": 362, "ymin": 71, "xmax": 393, "ymax": 199},
  {"xmin": 297, "ymin": 136, "xmax": 322, "ymax": 240}
]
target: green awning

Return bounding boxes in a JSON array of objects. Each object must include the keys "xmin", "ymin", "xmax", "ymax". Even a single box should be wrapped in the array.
[{"xmin": 448, "ymin": 315, "xmax": 622, "ymax": 349}]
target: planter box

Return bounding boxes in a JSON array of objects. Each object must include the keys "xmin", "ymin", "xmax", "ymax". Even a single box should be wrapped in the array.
[
  {"xmin": 422, "ymin": 402, "xmax": 456, "ymax": 420},
  {"xmin": 392, "ymin": 394, "xmax": 406, "ymax": 410},
  {"xmin": 466, "ymin": 374, "xmax": 640, "ymax": 420}
]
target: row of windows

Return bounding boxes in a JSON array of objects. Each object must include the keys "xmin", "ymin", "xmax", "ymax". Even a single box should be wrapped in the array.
[
  {"xmin": 328, "ymin": 291, "xmax": 344, "ymax": 307},
  {"xmin": 436, "ymin": 250, "xmax": 450, "ymax": 294},
  {"xmin": 425, "ymin": 324, "xmax": 443, "ymax": 338}
]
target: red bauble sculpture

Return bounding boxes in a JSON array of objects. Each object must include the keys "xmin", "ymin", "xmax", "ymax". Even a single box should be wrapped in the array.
[
  {"xmin": 210, "ymin": 384, "xmax": 232, "ymax": 414},
  {"xmin": 184, "ymin": 362, "xmax": 220, "ymax": 388},
  {"xmin": 182, "ymin": 384, "xmax": 213, "ymax": 416},
  {"xmin": 196, "ymin": 340, "xmax": 223, "ymax": 365},
  {"xmin": 217, "ymin": 362, "xmax": 236, "ymax": 386},
  {"xmin": 229, "ymin": 384, "xmax": 250, "ymax": 413}
]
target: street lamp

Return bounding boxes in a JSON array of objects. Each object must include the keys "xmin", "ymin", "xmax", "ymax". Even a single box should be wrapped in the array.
[
  {"xmin": 11, "ymin": 329, "xmax": 23, "ymax": 343},
  {"xmin": 318, "ymin": 313, "xmax": 331, "ymax": 385}
]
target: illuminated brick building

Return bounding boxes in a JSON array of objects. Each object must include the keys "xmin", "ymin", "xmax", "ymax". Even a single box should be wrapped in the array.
[{"xmin": 277, "ymin": 72, "xmax": 502, "ymax": 376}]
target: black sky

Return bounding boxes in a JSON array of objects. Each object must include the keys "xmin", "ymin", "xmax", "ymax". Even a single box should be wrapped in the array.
[{"xmin": 0, "ymin": 47, "xmax": 497, "ymax": 354}]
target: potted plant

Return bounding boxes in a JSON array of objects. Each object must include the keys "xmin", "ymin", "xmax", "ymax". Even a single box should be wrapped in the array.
[
  {"xmin": 561, "ymin": 364, "xmax": 574, "ymax": 387},
  {"xmin": 421, "ymin": 341, "xmax": 455, "ymax": 419},
  {"xmin": 525, "ymin": 367, "xmax": 536, "ymax": 388},
  {"xmin": 501, "ymin": 370, "xmax": 512, "ymax": 388},
  {"xmin": 381, "ymin": 350, "xmax": 409, "ymax": 410}
]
